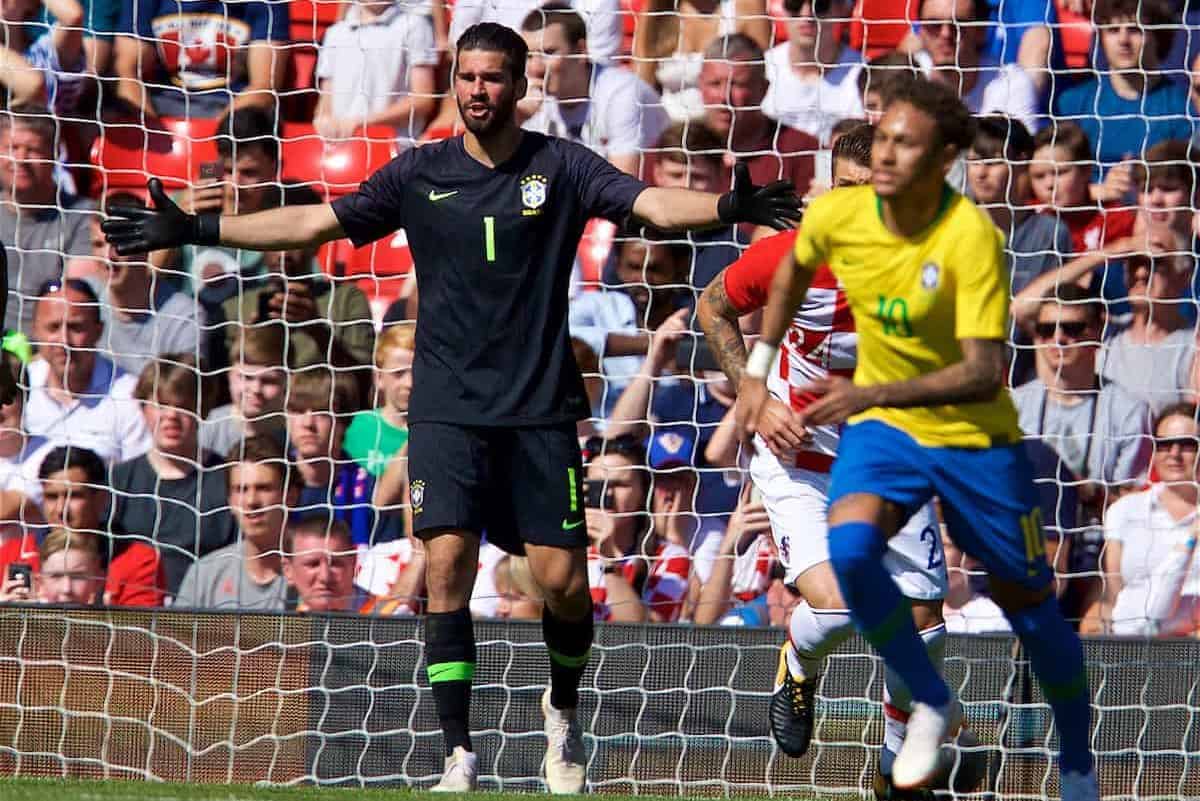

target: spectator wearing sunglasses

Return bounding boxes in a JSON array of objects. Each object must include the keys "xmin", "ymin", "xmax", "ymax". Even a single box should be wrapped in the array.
[
  {"xmin": 24, "ymin": 279, "xmax": 151, "ymax": 464},
  {"xmin": 1012, "ymin": 286, "xmax": 1152, "ymax": 493},
  {"xmin": 1015, "ymin": 226, "xmax": 1195, "ymax": 413},
  {"xmin": 1098, "ymin": 403, "xmax": 1200, "ymax": 636},
  {"xmin": 762, "ymin": 0, "xmax": 864, "ymax": 146},
  {"xmin": 911, "ymin": 0, "xmax": 1039, "ymax": 133},
  {"xmin": 1012, "ymin": 286, "xmax": 1152, "ymax": 627}
]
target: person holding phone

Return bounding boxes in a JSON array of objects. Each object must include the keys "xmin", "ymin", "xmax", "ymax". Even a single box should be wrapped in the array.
[
  {"xmin": 582, "ymin": 435, "xmax": 652, "ymax": 623},
  {"xmin": 165, "ymin": 108, "xmax": 285, "ymax": 317},
  {"xmin": 0, "ymin": 528, "xmax": 106, "ymax": 605}
]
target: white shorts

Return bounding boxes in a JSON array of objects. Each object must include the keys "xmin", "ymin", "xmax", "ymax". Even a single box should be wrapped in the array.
[{"xmin": 749, "ymin": 446, "xmax": 948, "ymax": 601}]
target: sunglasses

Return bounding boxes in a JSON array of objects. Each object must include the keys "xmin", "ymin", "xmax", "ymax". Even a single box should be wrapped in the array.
[
  {"xmin": 1155, "ymin": 436, "xmax": 1200, "ymax": 453},
  {"xmin": 584, "ymin": 434, "xmax": 645, "ymax": 463},
  {"xmin": 783, "ymin": 0, "xmax": 832, "ymax": 16},
  {"xmin": 1033, "ymin": 321, "xmax": 1089, "ymax": 340}
]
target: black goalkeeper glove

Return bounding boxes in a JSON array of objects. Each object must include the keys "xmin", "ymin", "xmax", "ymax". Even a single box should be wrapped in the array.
[
  {"xmin": 100, "ymin": 178, "xmax": 221, "ymax": 256},
  {"xmin": 717, "ymin": 162, "xmax": 802, "ymax": 231}
]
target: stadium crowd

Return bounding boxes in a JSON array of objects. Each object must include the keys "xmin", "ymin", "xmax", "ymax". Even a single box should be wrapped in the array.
[{"xmin": 0, "ymin": 0, "xmax": 1196, "ymax": 638}]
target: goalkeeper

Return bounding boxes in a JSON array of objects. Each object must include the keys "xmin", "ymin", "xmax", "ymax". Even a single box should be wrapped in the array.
[
  {"xmin": 735, "ymin": 75, "xmax": 1097, "ymax": 800},
  {"xmin": 699, "ymin": 123, "xmax": 965, "ymax": 801},
  {"xmin": 101, "ymin": 22, "xmax": 800, "ymax": 794}
]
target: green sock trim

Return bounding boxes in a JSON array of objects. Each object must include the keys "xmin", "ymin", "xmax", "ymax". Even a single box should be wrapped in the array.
[
  {"xmin": 548, "ymin": 646, "xmax": 591, "ymax": 669},
  {"xmin": 1041, "ymin": 670, "xmax": 1088, "ymax": 703},
  {"xmin": 862, "ymin": 602, "xmax": 911, "ymax": 649},
  {"xmin": 427, "ymin": 661, "xmax": 475, "ymax": 683}
]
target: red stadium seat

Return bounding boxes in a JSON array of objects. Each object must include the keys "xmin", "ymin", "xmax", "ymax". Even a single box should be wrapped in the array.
[
  {"xmin": 87, "ymin": 116, "xmax": 220, "ymax": 198},
  {"xmin": 290, "ymin": 0, "xmax": 344, "ymax": 45},
  {"xmin": 279, "ymin": 122, "xmax": 397, "ymax": 196},
  {"xmin": 343, "ymin": 229, "xmax": 414, "ymax": 279},
  {"xmin": 849, "ymin": 0, "xmax": 918, "ymax": 59},
  {"xmin": 576, "ymin": 218, "xmax": 616, "ymax": 288},
  {"xmin": 1055, "ymin": 0, "xmax": 1093, "ymax": 70}
]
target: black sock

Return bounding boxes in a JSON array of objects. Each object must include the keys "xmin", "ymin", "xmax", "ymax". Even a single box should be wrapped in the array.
[
  {"xmin": 425, "ymin": 608, "xmax": 476, "ymax": 755},
  {"xmin": 543, "ymin": 605, "xmax": 593, "ymax": 710}
]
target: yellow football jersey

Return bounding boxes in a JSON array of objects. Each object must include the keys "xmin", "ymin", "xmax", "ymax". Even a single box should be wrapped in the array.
[{"xmin": 792, "ymin": 184, "xmax": 1021, "ymax": 449}]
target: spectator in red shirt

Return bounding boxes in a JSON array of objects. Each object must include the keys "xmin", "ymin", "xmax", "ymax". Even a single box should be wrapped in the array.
[
  {"xmin": 698, "ymin": 33, "xmax": 817, "ymax": 197},
  {"xmin": 0, "ymin": 528, "xmax": 105, "ymax": 605},
  {"xmin": 0, "ymin": 445, "xmax": 165, "ymax": 606},
  {"xmin": 1030, "ymin": 121, "xmax": 1137, "ymax": 253}
]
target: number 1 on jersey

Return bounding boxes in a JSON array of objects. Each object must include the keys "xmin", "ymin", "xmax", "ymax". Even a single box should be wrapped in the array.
[{"xmin": 483, "ymin": 216, "xmax": 496, "ymax": 262}]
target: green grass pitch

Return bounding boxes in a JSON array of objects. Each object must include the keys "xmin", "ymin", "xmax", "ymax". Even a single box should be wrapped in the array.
[{"xmin": 0, "ymin": 778, "xmax": 849, "ymax": 801}]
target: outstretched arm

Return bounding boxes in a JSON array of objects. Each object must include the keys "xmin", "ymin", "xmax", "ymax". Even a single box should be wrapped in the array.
[
  {"xmin": 102, "ymin": 179, "xmax": 347, "ymax": 256},
  {"xmin": 632, "ymin": 163, "xmax": 800, "ymax": 232}
]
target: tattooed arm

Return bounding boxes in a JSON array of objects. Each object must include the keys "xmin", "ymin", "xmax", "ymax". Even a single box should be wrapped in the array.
[
  {"xmin": 697, "ymin": 268, "xmax": 809, "ymax": 457},
  {"xmin": 697, "ymin": 268, "xmax": 749, "ymax": 388}
]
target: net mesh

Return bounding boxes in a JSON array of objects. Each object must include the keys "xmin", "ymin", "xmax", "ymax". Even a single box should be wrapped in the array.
[{"xmin": 0, "ymin": 0, "xmax": 1194, "ymax": 796}]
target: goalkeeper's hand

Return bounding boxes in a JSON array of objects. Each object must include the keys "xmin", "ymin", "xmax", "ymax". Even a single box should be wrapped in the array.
[
  {"xmin": 101, "ymin": 178, "xmax": 221, "ymax": 256},
  {"xmin": 717, "ymin": 162, "xmax": 802, "ymax": 231}
]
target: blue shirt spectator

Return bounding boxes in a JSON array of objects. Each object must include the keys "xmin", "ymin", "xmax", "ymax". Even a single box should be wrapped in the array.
[
  {"xmin": 1053, "ymin": 0, "xmax": 1190, "ymax": 168},
  {"xmin": 115, "ymin": 0, "xmax": 289, "ymax": 119}
]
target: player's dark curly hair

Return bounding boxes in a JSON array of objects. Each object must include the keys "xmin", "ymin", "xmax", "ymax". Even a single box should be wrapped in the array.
[
  {"xmin": 880, "ymin": 74, "xmax": 975, "ymax": 152},
  {"xmin": 832, "ymin": 124, "xmax": 875, "ymax": 168},
  {"xmin": 456, "ymin": 22, "xmax": 529, "ymax": 82}
]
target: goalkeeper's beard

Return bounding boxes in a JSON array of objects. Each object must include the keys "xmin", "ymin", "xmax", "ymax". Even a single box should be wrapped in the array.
[{"xmin": 458, "ymin": 92, "xmax": 516, "ymax": 138}]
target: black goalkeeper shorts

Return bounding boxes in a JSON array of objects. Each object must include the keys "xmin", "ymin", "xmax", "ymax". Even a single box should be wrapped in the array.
[{"xmin": 407, "ymin": 421, "xmax": 588, "ymax": 554}]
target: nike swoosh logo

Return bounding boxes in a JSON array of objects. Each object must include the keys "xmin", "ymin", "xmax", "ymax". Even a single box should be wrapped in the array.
[
  {"xmin": 562, "ymin": 518, "xmax": 585, "ymax": 530},
  {"xmin": 428, "ymin": 665, "xmax": 457, "ymax": 681},
  {"xmin": 428, "ymin": 189, "xmax": 458, "ymax": 202}
]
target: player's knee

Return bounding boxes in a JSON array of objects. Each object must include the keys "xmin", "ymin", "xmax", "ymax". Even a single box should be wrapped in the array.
[
  {"xmin": 827, "ymin": 521, "xmax": 886, "ymax": 580},
  {"xmin": 537, "ymin": 565, "xmax": 590, "ymax": 616},
  {"xmin": 424, "ymin": 546, "xmax": 478, "ymax": 606},
  {"xmin": 793, "ymin": 561, "xmax": 847, "ymax": 610}
]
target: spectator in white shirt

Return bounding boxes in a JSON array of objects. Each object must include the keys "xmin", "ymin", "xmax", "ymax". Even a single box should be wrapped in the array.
[
  {"xmin": 912, "ymin": 0, "xmax": 1040, "ymax": 134},
  {"xmin": 762, "ymin": 0, "xmax": 864, "ymax": 145},
  {"xmin": 313, "ymin": 0, "xmax": 440, "ymax": 144},
  {"xmin": 23, "ymin": 279, "xmax": 150, "ymax": 464},
  {"xmin": 1101, "ymin": 403, "xmax": 1200, "ymax": 636},
  {"xmin": 521, "ymin": 4, "xmax": 669, "ymax": 176}
]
